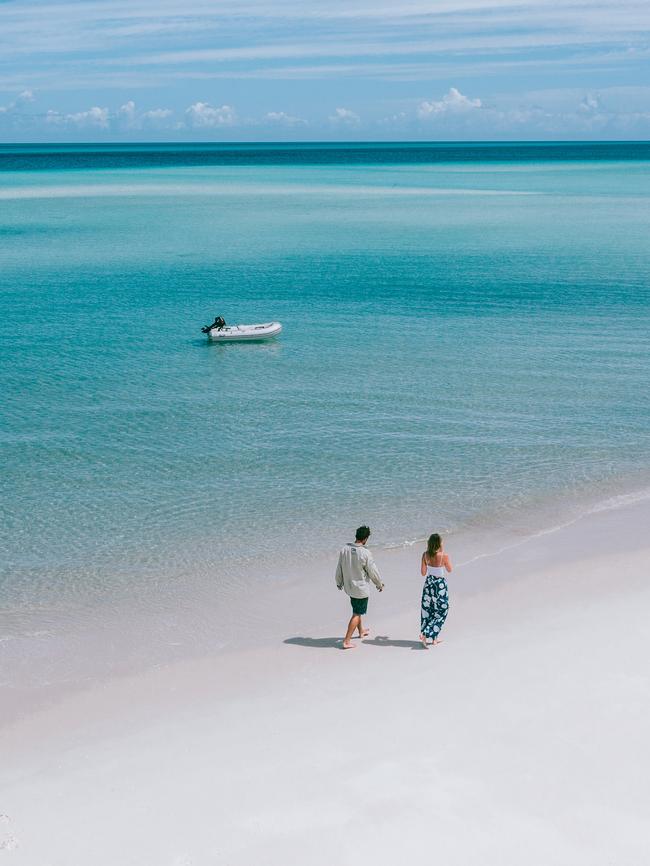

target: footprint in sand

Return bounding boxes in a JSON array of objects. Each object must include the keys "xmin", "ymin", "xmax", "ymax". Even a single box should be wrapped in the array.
[
  {"xmin": 0, "ymin": 837, "xmax": 19, "ymax": 851},
  {"xmin": 0, "ymin": 815, "xmax": 19, "ymax": 851}
]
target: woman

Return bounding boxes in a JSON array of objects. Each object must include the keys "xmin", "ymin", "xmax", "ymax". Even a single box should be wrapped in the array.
[{"xmin": 419, "ymin": 533, "xmax": 452, "ymax": 648}]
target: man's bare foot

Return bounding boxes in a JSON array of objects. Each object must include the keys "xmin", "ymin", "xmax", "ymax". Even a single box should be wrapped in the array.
[
  {"xmin": 342, "ymin": 640, "xmax": 357, "ymax": 649},
  {"xmin": 359, "ymin": 629, "xmax": 370, "ymax": 638}
]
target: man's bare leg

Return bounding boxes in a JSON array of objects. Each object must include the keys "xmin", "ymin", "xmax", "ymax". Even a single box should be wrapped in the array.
[
  {"xmin": 356, "ymin": 616, "xmax": 369, "ymax": 638},
  {"xmin": 343, "ymin": 614, "xmax": 360, "ymax": 648}
]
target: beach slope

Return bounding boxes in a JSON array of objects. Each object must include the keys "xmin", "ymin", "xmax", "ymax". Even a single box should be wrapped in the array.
[{"xmin": 1, "ymin": 499, "xmax": 649, "ymax": 865}]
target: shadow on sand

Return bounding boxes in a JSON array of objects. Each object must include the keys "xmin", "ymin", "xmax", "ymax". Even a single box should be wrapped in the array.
[
  {"xmin": 284, "ymin": 636, "xmax": 343, "ymax": 649},
  {"xmin": 363, "ymin": 636, "xmax": 426, "ymax": 650},
  {"xmin": 284, "ymin": 635, "xmax": 425, "ymax": 650}
]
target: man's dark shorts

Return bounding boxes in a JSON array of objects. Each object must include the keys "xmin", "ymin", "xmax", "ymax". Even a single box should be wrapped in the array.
[{"xmin": 350, "ymin": 596, "xmax": 368, "ymax": 615}]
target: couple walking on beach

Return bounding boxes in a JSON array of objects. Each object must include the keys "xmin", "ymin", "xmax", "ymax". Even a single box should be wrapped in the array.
[{"xmin": 335, "ymin": 525, "xmax": 452, "ymax": 649}]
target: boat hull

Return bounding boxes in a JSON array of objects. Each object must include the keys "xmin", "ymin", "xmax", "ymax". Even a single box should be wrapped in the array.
[{"xmin": 207, "ymin": 322, "xmax": 282, "ymax": 342}]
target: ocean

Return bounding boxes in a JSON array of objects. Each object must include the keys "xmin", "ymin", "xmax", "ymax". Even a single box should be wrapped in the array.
[{"xmin": 2, "ymin": 142, "xmax": 650, "ymax": 686}]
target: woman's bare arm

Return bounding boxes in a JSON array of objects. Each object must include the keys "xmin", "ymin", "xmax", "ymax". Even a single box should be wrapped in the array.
[
  {"xmin": 443, "ymin": 553, "xmax": 453, "ymax": 573},
  {"xmin": 421, "ymin": 552, "xmax": 427, "ymax": 576}
]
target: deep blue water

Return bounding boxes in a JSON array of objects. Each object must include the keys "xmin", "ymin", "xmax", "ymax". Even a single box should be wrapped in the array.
[{"xmin": 2, "ymin": 140, "xmax": 650, "ymax": 171}]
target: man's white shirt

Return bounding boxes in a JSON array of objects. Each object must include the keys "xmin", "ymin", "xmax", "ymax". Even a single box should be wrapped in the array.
[{"xmin": 335, "ymin": 543, "xmax": 383, "ymax": 598}]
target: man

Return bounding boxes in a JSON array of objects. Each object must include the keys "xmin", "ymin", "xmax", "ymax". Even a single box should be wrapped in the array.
[{"xmin": 335, "ymin": 525, "xmax": 384, "ymax": 649}]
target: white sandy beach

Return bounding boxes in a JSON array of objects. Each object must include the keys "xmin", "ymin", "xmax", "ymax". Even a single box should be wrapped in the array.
[{"xmin": 1, "ymin": 497, "xmax": 649, "ymax": 865}]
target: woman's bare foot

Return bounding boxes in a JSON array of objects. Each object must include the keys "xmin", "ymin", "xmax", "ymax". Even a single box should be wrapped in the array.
[
  {"xmin": 432, "ymin": 638, "xmax": 444, "ymax": 645},
  {"xmin": 419, "ymin": 634, "xmax": 429, "ymax": 649},
  {"xmin": 342, "ymin": 640, "xmax": 357, "ymax": 649}
]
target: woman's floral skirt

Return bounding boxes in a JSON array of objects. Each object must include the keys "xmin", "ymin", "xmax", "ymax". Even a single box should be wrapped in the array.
[{"xmin": 420, "ymin": 575, "xmax": 449, "ymax": 640}]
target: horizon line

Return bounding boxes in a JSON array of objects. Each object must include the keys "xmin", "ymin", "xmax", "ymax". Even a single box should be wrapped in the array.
[{"xmin": 2, "ymin": 138, "xmax": 650, "ymax": 148}]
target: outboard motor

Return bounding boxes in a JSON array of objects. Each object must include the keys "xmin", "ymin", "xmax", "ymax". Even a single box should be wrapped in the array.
[{"xmin": 202, "ymin": 315, "xmax": 226, "ymax": 333}]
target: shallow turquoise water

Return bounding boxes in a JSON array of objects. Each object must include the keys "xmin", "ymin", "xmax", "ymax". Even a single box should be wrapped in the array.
[{"xmin": 2, "ymin": 144, "xmax": 650, "ymax": 614}]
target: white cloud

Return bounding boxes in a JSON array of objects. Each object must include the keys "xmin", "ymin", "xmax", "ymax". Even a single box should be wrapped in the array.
[
  {"xmin": 45, "ymin": 105, "xmax": 110, "ymax": 128},
  {"xmin": 329, "ymin": 107, "xmax": 360, "ymax": 125},
  {"xmin": 115, "ymin": 100, "xmax": 174, "ymax": 129},
  {"xmin": 380, "ymin": 110, "xmax": 407, "ymax": 126},
  {"xmin": 71, "ymin": 106, "xmax": 110, "ymax": 128},
  {"xmin": 142, "ymin": 107, "xmax": 174, "ymax": 127},
  {"xmin": 265, "ymin": 110, "xmax": 306, "ymax": 126},
  {"xmin": 0, "ymin": 88, "xmax": 35, "ymax": 115},
  {"xmin": 43, "ymin": 100, "xmax": 175, "ymax": 131},
  {"xmin": 118, "ymin": 99, "xmax": 137, "ymax": 127},
  {"xmin": 417, "ymin": 87, "xmax": 482, "ymax": 119},
  {"xmin": 2, "ymin": 83, "xmax": 650, "ymax": 140},
  {"xmin": 578, "ymin": 93, "xmax": 601, "ymax": 114},
  {"xmin": 185, "ymin": 101, "xmax": 236, "ymax": 127}
]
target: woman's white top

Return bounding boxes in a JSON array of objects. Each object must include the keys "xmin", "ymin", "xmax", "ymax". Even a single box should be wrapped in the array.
[{"xmin": 425, "ymin": 560, "xmax": 446, "ymax": 578}]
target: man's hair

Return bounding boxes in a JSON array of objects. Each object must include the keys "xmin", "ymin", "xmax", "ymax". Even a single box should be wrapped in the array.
[{"xmin": 355, "ymin": 525, "xmax": 371, "ymax": 542}]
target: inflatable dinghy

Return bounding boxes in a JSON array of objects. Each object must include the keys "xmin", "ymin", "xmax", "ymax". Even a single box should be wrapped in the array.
[{"xmin": 205, "ymin": 322, "xmax": 282, "ymax": 342}]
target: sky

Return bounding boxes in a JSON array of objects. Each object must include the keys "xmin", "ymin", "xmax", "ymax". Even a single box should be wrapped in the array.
[{"xmin": 0, "ymin": 0, "xmax": 649, "ymax": 141}]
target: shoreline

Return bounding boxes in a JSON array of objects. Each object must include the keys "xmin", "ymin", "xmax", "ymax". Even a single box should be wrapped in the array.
[
  {"xmin": 1, "ymin": 491, "xmax": 649, "ymax": 863},
  {"xmin": 2, "ymin": 480, "xmax": 650, "ymax": 727}
]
